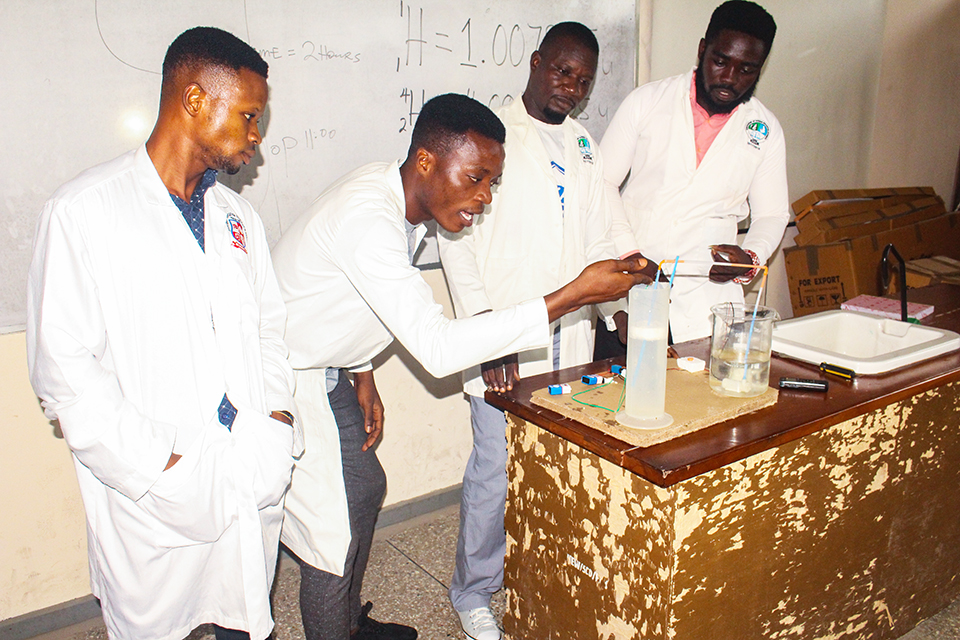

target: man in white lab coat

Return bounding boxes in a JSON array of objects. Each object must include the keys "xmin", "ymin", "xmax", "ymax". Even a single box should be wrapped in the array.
[
  {"xmin": 436, "ymin": 23, "xmax": 624, "ymax": 640},
  {"xmin": 27, "ymin": 28, "xmax": 299, "ymax": 640},
  {"xmin": 272, "ymin": 94, "xmax": 649, "ymax": 640},
  {"xmin": 599, "ymin": 0, "xmax": 790, "ymax": 344}
]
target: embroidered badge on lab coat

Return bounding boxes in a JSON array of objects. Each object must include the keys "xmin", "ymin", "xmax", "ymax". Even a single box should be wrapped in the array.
[
  {"xmin": 226, "ymin": 213, "xmax": 248, "ymax": 253},
  {"xmin": 577, "ymin": 136, "xmax": 594, "ymax": 163},
  {"xmin": 746, "ymin": 120, "xmax": 769, "ymax": 150}
]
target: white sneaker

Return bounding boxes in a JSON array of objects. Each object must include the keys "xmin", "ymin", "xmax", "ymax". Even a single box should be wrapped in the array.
[{"xmin": 457, "ymin": 607, "xmax": 501, "ymax": 640}]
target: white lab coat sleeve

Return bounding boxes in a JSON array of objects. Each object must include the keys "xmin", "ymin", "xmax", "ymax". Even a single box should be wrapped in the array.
[
  {"xmin": 336, "ymin": 213, "xmax": 549, "ymax": 378},
  {"xmin": 741, "ymin": 121, "xmax": 790, "ymax": 265},
  {"xmin": 437, "ymin": 225, "xmax": 494, "ymax": 318},
  {"xmin": 247, "ymin": 214, "xmax": 302, "ymax": 459},
  {"xmin": 580, "ymin": 146, "xmax": 626, "ymax": 329},
  {"xmin": 253, "ymin": 229, "xmax": 297, "ymax": 416},
  {"xmin": 600, "ymin": 88, "xmax": 646, "ymax": 258},
  {"xmin": 27, "ymin": 198, "xmax": 177, "ymax": 501}
]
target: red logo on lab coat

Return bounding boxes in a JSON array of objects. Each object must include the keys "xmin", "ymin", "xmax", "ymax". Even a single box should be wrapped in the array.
[{"xmin": 226, "ymin": 213, "xmax": 247, "ymax": 254}]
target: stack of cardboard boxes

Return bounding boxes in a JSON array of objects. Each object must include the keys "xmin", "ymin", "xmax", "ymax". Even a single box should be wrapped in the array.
[
  {"xmin": 783, "ymin": 187, "xmax": 960, "ymax": 316},
  {"xmin": 904, "ymin": 256, "xmax": 960, "ymax": 289}
]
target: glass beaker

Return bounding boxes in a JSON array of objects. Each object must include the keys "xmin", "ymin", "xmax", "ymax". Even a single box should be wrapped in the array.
[
  {"xmin": 616, "ymin": 283, "xmax": 673, "ymax": 429},
  {"xmin": 709, "ymin": 302, "xmax": 780, "ymax": 397}
]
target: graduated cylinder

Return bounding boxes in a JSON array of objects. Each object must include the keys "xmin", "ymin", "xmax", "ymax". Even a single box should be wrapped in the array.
[{"xmin": 617, "ymin": 283, "xmax": 673, "ymax": 429}]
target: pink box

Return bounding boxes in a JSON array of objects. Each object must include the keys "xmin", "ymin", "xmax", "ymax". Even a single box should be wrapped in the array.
[{"xmin": 840, "ymin": 294, "xmax": 934, "ymax": 321}]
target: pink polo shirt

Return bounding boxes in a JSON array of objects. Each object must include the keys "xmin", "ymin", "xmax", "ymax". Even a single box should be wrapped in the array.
[{"xmin": 691, "ymin": 75, "xmax": 736, "ymax": 167}]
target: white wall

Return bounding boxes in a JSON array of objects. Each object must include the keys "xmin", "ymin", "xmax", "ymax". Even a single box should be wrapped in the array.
[
  {"xmin": 0, "ymin": 332, "xmax": 89, "ymax": 620},
  {"xmin": 868, "ymin": 0, "xmax": 960, "ymax": 203}
]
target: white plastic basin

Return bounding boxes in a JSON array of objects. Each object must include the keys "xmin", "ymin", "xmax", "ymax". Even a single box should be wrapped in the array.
[{"xmin": 771, "ymin": 310, "xmax": 960, "ymax": 375}]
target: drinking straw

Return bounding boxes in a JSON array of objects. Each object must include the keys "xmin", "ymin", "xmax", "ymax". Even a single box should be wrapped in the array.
[
  {"xmin": 668, "ymin": 255, "xmax": 680, "ymax": 288},
  {"xmin": 741, "ymin": 266, "xmax": 769, "ymax": 380},
  {"xmin": 662, "ymin": 259, "xmax": 760, "ymax": 271}
]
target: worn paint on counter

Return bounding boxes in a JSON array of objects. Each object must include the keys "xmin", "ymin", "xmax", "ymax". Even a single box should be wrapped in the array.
[{"xmin": 503, "ymin": 382, "xmax": 960, "ymax": 640}]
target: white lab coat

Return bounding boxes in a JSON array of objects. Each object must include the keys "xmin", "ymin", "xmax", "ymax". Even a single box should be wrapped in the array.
[
  {"xmin": 27, "ymin": 146, "xmax": 300, "ymax": 640},
  {"xmin": 439, "ymin": 99, "xmax": 622, "ymax": 397},
  {"xmin": 272, "ymin": 161, "xmax": 551, "ymax": 573},
  {"xmin": 600, "ymin": 70, "xmax": 790, "ymax": 342}
]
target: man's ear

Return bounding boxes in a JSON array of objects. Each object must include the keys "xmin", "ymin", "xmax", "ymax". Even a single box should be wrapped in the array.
[
  {"xmin": 183, "ymin": 83, "xmax": 206, "ymax": 118},
  {"xmin": 529, "ymin": 50, "xmax": 542, "ymax": 74},
  {"xmin": 415, "ymin": 147, "xmax": 436, "ymax": 178},
  {"xmin": 697, "ymin": 38, "xmax": 706, "ymax": 62}
]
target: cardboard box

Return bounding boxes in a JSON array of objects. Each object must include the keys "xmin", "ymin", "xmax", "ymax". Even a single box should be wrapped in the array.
[
  {"xmin": 785, "ymin": 210, "xmax": 960, "ymax": 316},
  {"xmin": 904, "ymin": 256, "xmax": 960, "ymax": 289},
  {"xmin": 796, "ymin": 197, "xmax": 945, "ymax": 245},
  {"xmin": 795, "ymin": 194, "xmax": 926, "ymax": 238},
  {"xmin": 791, "ymin": 186, "xmax": 936, "ymax": 217}
]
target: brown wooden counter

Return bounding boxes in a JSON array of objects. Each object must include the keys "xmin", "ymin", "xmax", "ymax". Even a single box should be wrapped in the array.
[{"xmin": 490, "ymin": 284, "xmax": 960, "ymax": 640}]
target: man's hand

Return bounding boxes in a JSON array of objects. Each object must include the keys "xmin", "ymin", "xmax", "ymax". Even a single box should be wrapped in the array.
[
  {"xmin": 613, "ymin": 310, "xmax": 628, "ymax": 345},
  {"xmin": 544, "ymin": 256, "xmax": 653, "ymax": 323},
  {"xmin": 482, "ymin": 353, "xmax": 520, "ymax": 393},
  {"xmin": 624, "ymin": 251, "xmax": 661, "ymax": 281},
  {"xmin": 709, "ymin": 244, "xmax": 753, "ymax": 283},
  {"xmin": 270, "ymin": 410, "xmax": 294, "ymax": 426},
  {"xmin": 164, "ymin": 453, "xmax": 181, "ymax": 470},
  {"xmin": 354, "ymin": 370, "xmax": 384, "ymax": 451}
]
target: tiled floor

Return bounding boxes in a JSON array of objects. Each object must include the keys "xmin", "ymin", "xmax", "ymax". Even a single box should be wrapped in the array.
[{"xmin": 31, "ymin": 503, "xmax": 960, "ymax": 640}]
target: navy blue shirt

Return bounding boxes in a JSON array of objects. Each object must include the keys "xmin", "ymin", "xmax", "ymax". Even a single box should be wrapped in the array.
[
  {"xmin": 169, "ymin": 168, "xmax": 218, "ymax": 252},
  {"xmin": 168, "ymin": 169, "xmax": 236, "ymax": 428}
]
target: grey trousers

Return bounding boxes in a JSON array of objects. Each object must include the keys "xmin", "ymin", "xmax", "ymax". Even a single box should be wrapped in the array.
[
  {"xmin": 297, "ymin": 370, "xmax": 387, "ymax": 640},
  {"xmin": 449, "ymin": 395, "xmax": 508, "ymax": 611}
]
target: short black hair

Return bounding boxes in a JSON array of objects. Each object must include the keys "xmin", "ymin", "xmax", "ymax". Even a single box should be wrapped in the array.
[
  {"xmin": 162, "ymin": 26, "xmax": 268, "ymax": 87},
  {"xmin": 539, "ymin": 21, "xmax": 599, "ymax": 57},
  {"xmin": 704, "ymin": 1, "xmax": 777, "ymax": 55},
  {"xmin": 408, "ymin": 94, "xmax": 505, "ymax": 159}
]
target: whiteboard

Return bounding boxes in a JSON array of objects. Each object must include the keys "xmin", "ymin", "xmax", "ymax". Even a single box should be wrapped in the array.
[{"xmin": 0, "ymin": 0, "xmax": 638, "ymax": 330}]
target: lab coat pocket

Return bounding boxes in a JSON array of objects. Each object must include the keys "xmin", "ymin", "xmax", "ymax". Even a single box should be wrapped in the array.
[
  {"xmin": 231, "ymin": 408, "xmax": 296, "ymax": 510},
  {"xmin": 138, "ymin": 422, "xmax": 234, "ymax": 547}
]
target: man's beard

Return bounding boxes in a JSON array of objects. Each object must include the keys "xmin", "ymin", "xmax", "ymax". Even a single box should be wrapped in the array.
[
  {"xmin": 694, "ymin": 63, "xmax": 757, "ymax": 115},
  {"xmin": 210, "ymin": 153, "xmax": 243, "ymax": 175}
]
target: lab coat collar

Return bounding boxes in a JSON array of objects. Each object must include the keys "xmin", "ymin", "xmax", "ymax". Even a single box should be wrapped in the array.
[
  {"xmin": 133, "ymin": 144, "xmax": 185, "ymax": 208},
  {"xmin": 501, "ymin": 96, "xmax": 532, "ymax": 130},
  {"xmin": 677, "ymin": 69, "xmax": 698, "ymax": 168},
  {"xmin": 386, "ymin": 160, "xmax": 429, "ymax": 254},
  {"xmin": 682, "ymin": 66, "xmax": 757, "ymax": 171},
  {"xmin": 134, "ymin": 145, "xmax": 232, "ymax": 214},
  {"xmin": 501, "ymin": 99, "xmax": 547, "ymax": 167},
  {"xmin": 501, "ymin": 98, "xmax": 571, "ymax": 184}
]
